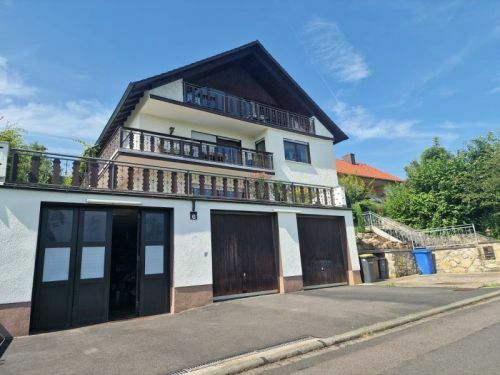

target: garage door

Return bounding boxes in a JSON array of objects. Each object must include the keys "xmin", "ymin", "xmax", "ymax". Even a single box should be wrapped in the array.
[
  {"xmin": 211, "ymin": 212, "xmax": 278, "ymax": 298},
  {"xmin": 297, "ymin": 216, "xmax": 347, "ymax": 287}
]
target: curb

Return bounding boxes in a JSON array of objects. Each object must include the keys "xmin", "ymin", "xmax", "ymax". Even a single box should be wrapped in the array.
[{"xmin": 188, "ymin": 290, "xmax": 500, "ymax": 374}]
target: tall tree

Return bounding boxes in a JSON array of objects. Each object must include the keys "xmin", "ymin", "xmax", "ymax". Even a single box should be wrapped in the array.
[{"xmin": 384, "ymin": 133, "xmax": 499, "ymax": 237}]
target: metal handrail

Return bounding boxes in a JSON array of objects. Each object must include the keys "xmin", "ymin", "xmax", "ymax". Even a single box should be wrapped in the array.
[
  {"xmin": 362, "ymin": 211, "xmax": 478, "ymax": 249},
  {"xmin": 183, "ymin": 82, "xmax": 315, "ymax": 134},
  {"xmin": 118, "ymin": 127, "xmax": 274, "ymax": 170}
]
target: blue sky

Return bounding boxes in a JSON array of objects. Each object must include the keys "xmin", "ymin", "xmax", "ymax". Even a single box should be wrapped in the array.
[{"xmin": 1, "ymin": 0, "xmax": 499, "ymax": 178}]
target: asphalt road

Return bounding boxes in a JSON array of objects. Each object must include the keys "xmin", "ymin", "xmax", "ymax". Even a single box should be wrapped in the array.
[
  {"xmin": 2, "ymin": 286, "xmax": 492, "ymax": 375},
  {"xmin": 251, "ymin": 297, "xmax": 500, "ymax": 375}
]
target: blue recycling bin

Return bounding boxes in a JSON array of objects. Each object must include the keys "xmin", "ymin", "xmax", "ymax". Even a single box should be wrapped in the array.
[{"xmin": 412, "ymin": 248, "xmax": 436, "ymax": 275}]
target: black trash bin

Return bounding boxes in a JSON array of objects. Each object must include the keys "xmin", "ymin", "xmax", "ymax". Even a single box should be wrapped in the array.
[
  {"xmin": 378, "ymin": 257, "xmax": 389, "ymax": 279},
  {"xmin": 359, "ymin": 254, "xmax": 380, "ymax": 283}
]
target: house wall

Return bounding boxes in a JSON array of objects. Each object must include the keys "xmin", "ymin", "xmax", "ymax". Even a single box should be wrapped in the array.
[
  {"xmin": 0, "ymin": 187, "xmax": 359, "ymax": 337},
  {"xmin": 122, "ymin": 109, "xmax": 338, "ymax": 187}
]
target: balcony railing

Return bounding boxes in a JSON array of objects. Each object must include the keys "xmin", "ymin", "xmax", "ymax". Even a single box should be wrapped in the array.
[
  {"xmin": 115, "ymin": 128, "xmax": 274, "ymax": 171},
  {"xmin": 6, "ymin": 149, "xmax": 346, "ymax": 208},
  {"xmin": 183, "ymin": 82, "xmax": 315, "ymax": 134}
]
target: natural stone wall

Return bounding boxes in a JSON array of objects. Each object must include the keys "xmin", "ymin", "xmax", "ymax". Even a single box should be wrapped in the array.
[
  {"xmin": 357, "ymin": 232, "xmax": 410, "ymax": 251},
  {"xmin": 433, "ymin": 242, "xmax": 500, "ymax": 273},
  {"xmin": 357, "ymin": 230, "xmax": 500, "ymax": 277},
  {"xmin": 384, "ymin": 250, "xmax": 418, "ymax": 279}
]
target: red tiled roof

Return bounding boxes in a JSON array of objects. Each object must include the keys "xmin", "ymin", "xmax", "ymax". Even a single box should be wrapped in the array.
[{"xmin": 336, "ymin": 160, "xmax": 402, "ymax": 182}]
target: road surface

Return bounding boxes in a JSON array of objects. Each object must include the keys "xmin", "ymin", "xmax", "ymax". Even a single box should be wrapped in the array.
[{"xmin": 250, "ymin": 297, "xmax": 500, "ymax": 374}]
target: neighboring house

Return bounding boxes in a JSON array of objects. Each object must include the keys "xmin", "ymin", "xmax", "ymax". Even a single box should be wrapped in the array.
[
  {"xmin": 0, "ymin": 41, "xmax": 361, "ymax": 337},
  {"xmin": 336, "ymin": 153, "xmax": 402, "ymax": 199}
]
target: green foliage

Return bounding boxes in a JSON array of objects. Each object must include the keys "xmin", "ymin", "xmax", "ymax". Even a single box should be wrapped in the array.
[
  {"xmin": 0, "ymin": 125, "xmax": 50, "ymax": 183},
  {"xmin": 73, "ymin": 139, "xmax": 99, "ymax": 158},
  {"xmin": 384, "ymin": 132, "xmax": 500, "ymax": 238},
  {"xmin": 0, "ymin": 124, "xmax": 25, "ymax": 149},
  {"xmin": 339, "ymin": 174, "xmax": 372, "ymax": 206}
]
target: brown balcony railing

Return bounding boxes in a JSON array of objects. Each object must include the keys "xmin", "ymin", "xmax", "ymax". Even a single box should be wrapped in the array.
[
  {"xmin": 183, "ymin": 82, "xmax": 315, "ymax": 134},
  {"xmin": 117, "ymin": 128, "xmax": 274, "ymax": 171},
  {"xmin": 7, "ymin": 149, "xmax": 344, "ymax": 208}
]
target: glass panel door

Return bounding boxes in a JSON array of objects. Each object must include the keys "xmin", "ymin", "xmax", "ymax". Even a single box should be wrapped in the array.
[
  {"xmin": 139, "ymin": 210, "xmax": 169, "ymax": 316},
  {"xmin": 31, "ymin": 208, "xmax": 78, "ymax": 332},
  {"xmin": 72, "ymin": 209, "xmax": 112, "ymax": 327}
]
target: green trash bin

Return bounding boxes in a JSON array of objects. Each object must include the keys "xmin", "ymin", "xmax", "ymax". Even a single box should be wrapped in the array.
[{"xmin": 359, "ymin": 254, "xmax": 380, "ymax": 283}]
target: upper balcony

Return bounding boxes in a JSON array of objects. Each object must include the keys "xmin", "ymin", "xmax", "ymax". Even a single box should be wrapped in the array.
[
  {"xmin": 182, "ymin": 82, "xmax": 316, "ymax": 135},
  {"xmin": 100, "ymin": 127, "xmax": 274, "ymax": 173}
]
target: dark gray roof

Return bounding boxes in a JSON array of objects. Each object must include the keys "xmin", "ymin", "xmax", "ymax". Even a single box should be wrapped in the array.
[{"xmin": 95, "ymin": 41, "xmax": 348, "ymax": 147}]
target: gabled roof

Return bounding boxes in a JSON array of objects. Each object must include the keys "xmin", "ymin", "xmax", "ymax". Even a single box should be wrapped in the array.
[
  {"xmin": 336, "ymin": 160, "xmax": 402, "ymax": 182},
  {"xmin": 95, "ymin": 41, "xmax": 348, "ymax": 148}
]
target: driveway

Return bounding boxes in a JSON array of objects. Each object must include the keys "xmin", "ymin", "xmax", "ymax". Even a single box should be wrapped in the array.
[{"xmin": 0, "ymin": 286, "xmax": 493, "ymax": 375}]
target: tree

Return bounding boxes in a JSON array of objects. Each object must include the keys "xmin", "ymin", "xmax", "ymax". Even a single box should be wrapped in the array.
[
  {"xmin": 339, "ymin": 174, "xmax": 371, "ymax": 207},
  {"xmin": 339, "ymin": 174, "xmax": 377, "ymax": 232},
  {"xmin": 384, "ymin": 132, "xmax": 499, "ymax": 237},
  {"xmin": 0, "ymin": 125, "xmax": 50, "ymax": 183}
]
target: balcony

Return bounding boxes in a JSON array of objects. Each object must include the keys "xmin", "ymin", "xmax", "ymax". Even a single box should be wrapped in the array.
[
  {"xmin": 100, "ymin": 127, "xmax": 274, "ymax": 172},
  {"xmin": 183, "ymin": 82, "xmax": 315, "ymax": 135},
  {"xmin": 5, "ymin": 149, "xmax": 347, "ymax": 208}
]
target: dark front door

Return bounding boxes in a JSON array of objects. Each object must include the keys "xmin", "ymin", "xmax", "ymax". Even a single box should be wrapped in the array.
[
  {"xmin": 72, "ymin": 209, "xmax": 112, "ymax": 326},
  {"xmin": 297, "ymin": 216, "xmax": 347, "ymax": 287},
  {"xmin": 31, "ymin": 207, "xmax": 111, "ymax": 332},
  {"xmin": 211, "ymin": 212, "xmax": 278, "ymax": 298},
  {"xmin": 138, "ymin": 210, "xmax": 170, "ymax": 316},
  {"xmin": 31, "ymin": 207, "xmax": 78, "ymax": 332}
]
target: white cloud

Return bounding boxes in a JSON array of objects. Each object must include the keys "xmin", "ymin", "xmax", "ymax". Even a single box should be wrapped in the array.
[
  {"xmin": 488, "ymin": 86, "xmax": 500, "ymax": 94},
  {"xmin": 436, "ymin": 120, "xmax": 500, "ymax": 131},
  {"xmin": 0, "ymin": 100, "xmax": 111, "ymax": 142},
  {"xmin": 332, "ymin": 100, "xmax": 457, "ymax": 141},
  {"xmin": 0, "ymin": 55, "xmax": 38, "ymax": 98},
  {"xmin": 303, "ymin": 19, "xmax": 370, "ymax": 82}
]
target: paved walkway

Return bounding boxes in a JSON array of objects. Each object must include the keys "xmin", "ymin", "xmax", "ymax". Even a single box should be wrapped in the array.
[
  {"xmin": 0, "ymin": 286, "xmax": 494, "ymax": 375},
  {"xmin": 376, "ymin": 272, "xmax": 500, "ymax": 289}
]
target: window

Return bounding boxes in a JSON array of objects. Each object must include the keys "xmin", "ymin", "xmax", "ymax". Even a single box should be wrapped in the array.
[
  {"xmin": 255, "ymin": 139, "xmax": 266, "ymax": 153},
  {"xmin": 284, "ymin": 140, "xmax": 310, "ymax": 163}
]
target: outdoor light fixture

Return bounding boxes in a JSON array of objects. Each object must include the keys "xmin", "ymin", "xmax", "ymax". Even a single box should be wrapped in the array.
[{"xmin": 169, "ymin": 126, "xmax": 175, "ymax": 135}]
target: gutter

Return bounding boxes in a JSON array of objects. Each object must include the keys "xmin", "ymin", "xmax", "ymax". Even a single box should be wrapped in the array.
[{"xmin": 94, "ymin": 82, "xmax": 135, "ymax": 147}]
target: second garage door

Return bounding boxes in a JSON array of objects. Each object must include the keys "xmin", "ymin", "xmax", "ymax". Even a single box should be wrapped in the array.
[
  {"xmin": 211, "ymin": 212, "xmax": 278, "ymax": 298},
  {"xmin": 297, "ymin": 215, "xmax": 347, "ymax": 287}
]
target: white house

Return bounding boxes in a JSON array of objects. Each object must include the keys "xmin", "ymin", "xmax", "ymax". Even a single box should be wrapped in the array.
[{"xmin": 0, "ymin": 41, "xmax": 360, "ymax": 337}]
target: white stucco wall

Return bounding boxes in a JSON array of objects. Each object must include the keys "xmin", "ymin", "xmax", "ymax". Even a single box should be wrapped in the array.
[
  {"xmin": 124, "ymin": 112, "xmax": 338, "ymax": 187},
  {"xmin": 150, "ymin": 79, "xmax": 184, "ymax": 102},
  {"xmin": 0, "ymin": 187, "xmax": 358, "ymax": 304},
  {"xmin": 264, "ymin": 128, "xmax": 338, "ymax": 187},
  {"xmin": 276, "ymin": 211, "xmax": 303, "ymax": 277}
]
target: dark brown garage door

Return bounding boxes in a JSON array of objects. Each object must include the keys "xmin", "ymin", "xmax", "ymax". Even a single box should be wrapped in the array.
[
  {"xmin": 211, "ymin": 212, "xmax": 278, "ymax": 298},
  {"xmin": 297, "ymin": 216, "xmax": 347, "ymax": 287}
]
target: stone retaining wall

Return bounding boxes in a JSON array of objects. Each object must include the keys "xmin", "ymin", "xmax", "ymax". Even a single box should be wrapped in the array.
[
  {"xmin": 384, "ymin": 250, "xmax": 418, "ymax": 279},
  {"xmin": 433, "ymin": 242, "xmax": 500, "ymax": 273},
  {"xmin": 360, "ymin": 241, "xmax": 500, "ymax": 279}
]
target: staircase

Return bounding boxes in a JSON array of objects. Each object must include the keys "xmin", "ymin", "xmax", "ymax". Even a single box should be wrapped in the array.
[{"xmin": 362, "ymin": 211, "xmax": 478, "ymax": 250}]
